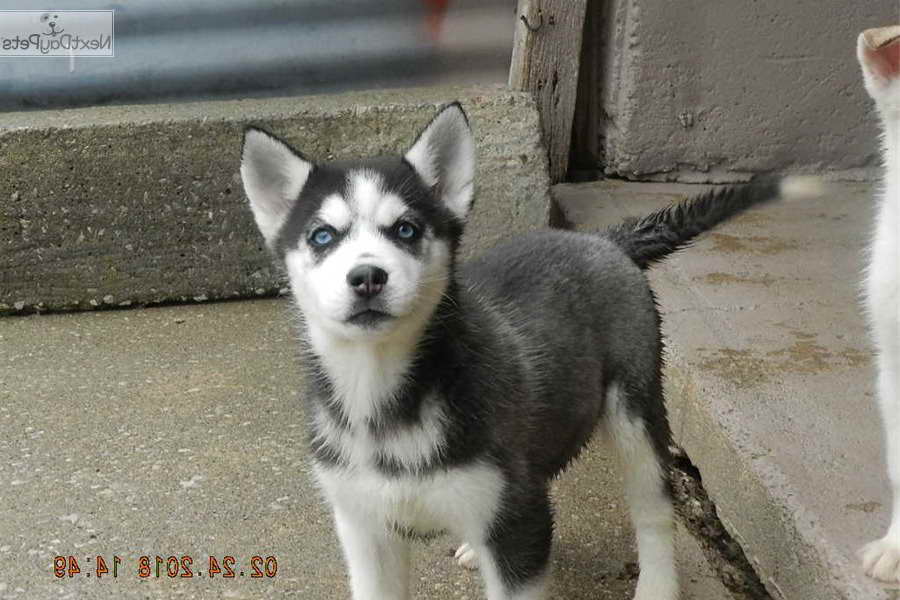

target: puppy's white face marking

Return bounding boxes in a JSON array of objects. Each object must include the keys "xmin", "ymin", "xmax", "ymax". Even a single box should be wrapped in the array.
[
  {"xmin": 287, "ymin": 171, "xmax": 451, "ymax": 421},
  {"xmin": 375, "ymin": 194, "xmax": 408, "ymax": 229},
  {"xmin": 346, "ymin": 171, "xmax": 407, "ymax": 227},
  {"xmin": 285, "ymin": 169, "xmax": 450, "ymax": 347},
  {"xmin": 318, "ymin": 194, "xmax": 352, "ymax": 232}
]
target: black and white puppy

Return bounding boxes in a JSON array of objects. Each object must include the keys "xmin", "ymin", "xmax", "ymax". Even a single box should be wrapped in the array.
[{"xmin": 240, "ymin": 103, "xmax": 816, "ymax": 600}]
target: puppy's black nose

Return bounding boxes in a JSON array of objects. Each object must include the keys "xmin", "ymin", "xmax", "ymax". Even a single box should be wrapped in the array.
[{"xmin": 347, "ymin": 264, "xmax": 388, "ymax": 298}]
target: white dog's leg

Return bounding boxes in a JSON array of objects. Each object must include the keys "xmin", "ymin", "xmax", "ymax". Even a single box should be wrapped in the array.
[
  {"xmin": 862, "ymin": 348, "xmax": 900, "ymax": 582},
  {"xmin": 333, "ymin": 507, "xmax": 411, "ymax": 600},
  {"xmin": 857, "ymin": 22, "xmax": 900, "ymax": 584}
]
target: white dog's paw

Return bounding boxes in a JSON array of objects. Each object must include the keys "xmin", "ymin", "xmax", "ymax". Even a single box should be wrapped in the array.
[
  {"xmin": 861, "ymin": 535, "xmax": 900, "ymax": 582},
  {"xmin": 454, "ymin": 543, "xmax": 478, "ymax": 570}
]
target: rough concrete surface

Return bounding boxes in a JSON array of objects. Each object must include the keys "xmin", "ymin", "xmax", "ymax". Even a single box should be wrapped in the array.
[
  {"xmin": 0, "ymin": 300, "xmax": 732, "ymax": 600},
  {"xmin": 594, "ymin": 0, "xmax": 896, "ymax": 181},
  {"xmin": 0, "ymin": 86, "xmax": 550, "ymax": 315},
  {"xmin": 556, "ymin": 180, "xmax": 890, "ymax": 600}
]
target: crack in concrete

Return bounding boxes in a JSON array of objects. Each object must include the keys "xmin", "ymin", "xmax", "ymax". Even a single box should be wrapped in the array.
[{"xmin": 670, "ymin": 447, "xmax": 774, "ymax": 600}]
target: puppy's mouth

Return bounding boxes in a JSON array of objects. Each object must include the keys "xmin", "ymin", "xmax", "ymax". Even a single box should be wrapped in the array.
[{"xmin": 346, "ymin": 309, "xmax": 394, "ymax": 327}]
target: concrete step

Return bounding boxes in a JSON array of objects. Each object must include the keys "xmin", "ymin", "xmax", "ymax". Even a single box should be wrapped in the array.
[
  {"xmin": 1, "ymin": 299, "xmax": 731, "ymax": 599},
  {"xmin": 0, "ymin": 85, "xmax": 550, "ymax": 316},
  {"xmin": 555, "ymin": 180, "xmax": 887, "ymax": 600}
]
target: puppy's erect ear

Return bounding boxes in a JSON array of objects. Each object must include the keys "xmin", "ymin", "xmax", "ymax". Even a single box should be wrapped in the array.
[
  {"xmin": 404, "ymin": 103, "xmax": 475, "ymax": 220},
  {"xmin": 858, "ymin": 27, "xmax": 900, "ymax": 95},
  {"xmin": 241, "ymin": 127, "xmax": 313, "ymax": 248}
]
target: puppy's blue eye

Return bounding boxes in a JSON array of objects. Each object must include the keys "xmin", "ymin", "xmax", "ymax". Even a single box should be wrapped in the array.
[
  {"xmin": 396, "ymin": 222, "xmax": 417, "ymax": 240},
  {"xmin": 311, "ymin": 227, "xmax": 334, "ymax": 246}
]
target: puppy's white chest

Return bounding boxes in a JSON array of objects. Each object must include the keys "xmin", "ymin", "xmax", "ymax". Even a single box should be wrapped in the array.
[
  {"xmin": 314, "ymin": 462, "xmax": 505, "ymax": 539},
  {"xmin": 312, "ymin": 397, "xmax": 448, "ymax": 472}
]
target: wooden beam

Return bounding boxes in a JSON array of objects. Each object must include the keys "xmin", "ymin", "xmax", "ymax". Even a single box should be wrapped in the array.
[{"xmin": 509, "ymin": 0, "xmax": 588, "ymax": 183}]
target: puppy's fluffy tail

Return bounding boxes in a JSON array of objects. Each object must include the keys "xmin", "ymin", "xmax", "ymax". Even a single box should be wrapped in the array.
[{"xmin": 605, "ymin": 176, "xmax": 824, "ymax": 270}]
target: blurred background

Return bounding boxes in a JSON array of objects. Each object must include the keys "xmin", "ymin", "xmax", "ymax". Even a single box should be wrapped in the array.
[{"xmin": 0, "ymin": 0, "xmax": 515, "ymax": 110}]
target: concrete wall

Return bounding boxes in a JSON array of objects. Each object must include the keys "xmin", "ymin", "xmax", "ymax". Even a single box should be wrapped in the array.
[
  {"xmin": 596, "ymin": 0, "xmax": 897, "ymax": 182},
  {"xmin": 0, "ymin": 86, "xmax": 550, "ymax": 315}
]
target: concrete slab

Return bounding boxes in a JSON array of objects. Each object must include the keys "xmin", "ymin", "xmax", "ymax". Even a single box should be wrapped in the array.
[
  {"xmin": 555, "ymin": 180, "xmax": 890, "ymax": 600},
  {"xmin": 593, "ymin": 1, "xmax": 895, "ymax": 181},
  {"xmin": 0, "ymin": 85, "xmax": 550, "ymax": 316},
  {"xmin": 0, "ymin": 300, "xmax": 731, "ymax": 599}
]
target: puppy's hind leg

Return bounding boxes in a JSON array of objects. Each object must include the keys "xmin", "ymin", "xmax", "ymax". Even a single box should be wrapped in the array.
[{"xmin": 607, "ymin": 382, "xmax": 678, "ymax": 600}]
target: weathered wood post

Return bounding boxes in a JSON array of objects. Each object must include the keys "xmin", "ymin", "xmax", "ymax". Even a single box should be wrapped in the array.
[{"xmin": 509, "ymin": 0, "xmax": 588, "ymax": 184}]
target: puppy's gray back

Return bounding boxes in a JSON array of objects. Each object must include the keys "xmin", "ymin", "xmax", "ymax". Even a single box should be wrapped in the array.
[{"xmin": 461, "ymin": 230, "xmax": 663, "ymax": 476}]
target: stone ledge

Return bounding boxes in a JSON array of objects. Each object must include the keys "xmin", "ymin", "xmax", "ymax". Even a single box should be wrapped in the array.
[{"xmin": 0, "ymin": 85, "xmax": 550, "ymax": 315}]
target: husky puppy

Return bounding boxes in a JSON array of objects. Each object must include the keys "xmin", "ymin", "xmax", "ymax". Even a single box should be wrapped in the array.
[
  {"xmin": 857, "ymin": 26, "xmax": 900, "ymax": 583},
  {"xmin": 240, "ymin": 103, "xmax": 813, "ymax": 600}
]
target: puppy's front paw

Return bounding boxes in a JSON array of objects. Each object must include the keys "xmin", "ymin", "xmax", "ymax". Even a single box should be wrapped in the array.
[
  {"xmin": 454, "ymin": 543, "xmax": 478, "ymax": 570},
  {"xmin": 861, "ymin": 534, "xmax": 900, "ymax": 582}
]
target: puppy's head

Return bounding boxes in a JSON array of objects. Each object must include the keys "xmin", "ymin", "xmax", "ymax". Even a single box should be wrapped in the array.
[
  {"xmin": 240, "ymin": 103, "xmax": 475, "ymax": 342},
  {"xmin": 858, "ymin": 26, "xmax": 900, "ymax": 114}
]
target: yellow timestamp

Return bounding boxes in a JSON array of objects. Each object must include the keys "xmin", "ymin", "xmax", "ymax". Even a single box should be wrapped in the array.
[{"xmin": 54, "ymin": 555, "xmax": 278, "ymax": 579}]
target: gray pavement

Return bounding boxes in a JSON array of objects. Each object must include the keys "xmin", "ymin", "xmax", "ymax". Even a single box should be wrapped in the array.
[
  {"xmin": 0, "ymin": 299, "xmax": 732, "ymax": 599},
  {"xmin": 556, "ymin": 180, "xmax": 890, "ymax": 600}
]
